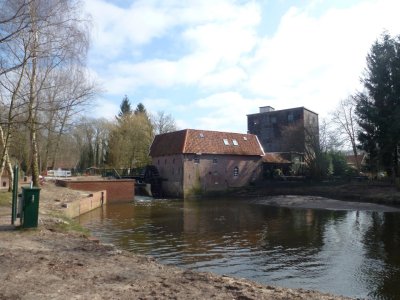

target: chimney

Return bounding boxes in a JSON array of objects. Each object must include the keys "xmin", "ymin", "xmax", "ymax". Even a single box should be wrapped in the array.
[{"xmin": 259, "ymin": 106, "xmax": 275, "ymax": 113}]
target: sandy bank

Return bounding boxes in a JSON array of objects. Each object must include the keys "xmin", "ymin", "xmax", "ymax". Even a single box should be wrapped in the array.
[
  {"xmin": 0, "ymin": 227, "xmax": 351, "ymax": 300},
  {"xmin": 255, "ymin": 195, "xmax": 400, "ymax": 212}
]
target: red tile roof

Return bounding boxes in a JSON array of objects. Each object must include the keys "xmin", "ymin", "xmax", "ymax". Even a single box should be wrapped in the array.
[
  {"xmin": 262, "ymin": 153, "xmax": 291, "ymax": 164},
  {"xmin": 150, "ymin": 129, "xmax": 264, "ymax": 157},
  {"xmin": 346, "ymin": 153, "xmax": 366, "ymax": 166}
]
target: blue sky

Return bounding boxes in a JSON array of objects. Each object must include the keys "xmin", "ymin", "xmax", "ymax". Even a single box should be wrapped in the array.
[{"xmin": 85, "ymin": 0, "xmax": 400, "ymax": 133}]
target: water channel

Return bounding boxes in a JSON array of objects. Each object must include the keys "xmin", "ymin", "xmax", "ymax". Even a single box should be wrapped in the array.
[{"xmin": 78, "ymin": 197, "xmax": 400, "ymax": 299}]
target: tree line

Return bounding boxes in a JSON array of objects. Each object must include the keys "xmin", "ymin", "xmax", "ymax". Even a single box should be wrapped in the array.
[
  {"xmin": 0, "ymin": 1, "xmax": 177, "ymax": 189},
  {"xmin": 297, "ymin": 32, "xmax": 400, "ymax": 180}
]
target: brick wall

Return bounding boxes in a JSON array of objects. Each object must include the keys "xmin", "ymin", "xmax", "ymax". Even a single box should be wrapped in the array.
[
  {"xmin": 57, "ymin": 179, "xmax": 135, "ymax": 203},
  {"xmin": 153, "ymin": 154, "xmax": 262, "ymax": 198}
]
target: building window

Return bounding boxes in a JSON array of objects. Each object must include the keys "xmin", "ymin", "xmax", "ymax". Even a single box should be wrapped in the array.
[
  {"xmin": 233, "ymin": 166, "xmax": 239, "ymax": 177},
  {"xmin": 213, "ymin": 158, "xmax": 218, "ymax": 164},
  {"xmin": 223, "ymin": 139, "xmax": 230, "ymax": 145},
  {"xmin": 271, "ymin": 116, "xmax": 277, "ymax": 124},
  {"xmin": 288, "ymin": 113, "xmax": 293, "ymax": 122},
  {"xmin": 194, "ymin": 157, "xmax": 200, "ymax": 164},
  {"xmin": 232, "ymin": 139, "xmax": 238, "ymax": 146}
]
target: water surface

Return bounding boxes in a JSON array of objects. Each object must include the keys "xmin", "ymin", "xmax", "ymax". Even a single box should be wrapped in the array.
[{"xmin": 78, "ymin": 197, "xmax": 400, "ymax": 299}]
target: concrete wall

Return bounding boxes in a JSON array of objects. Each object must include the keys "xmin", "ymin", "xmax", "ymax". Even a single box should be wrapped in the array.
[
  {"xmin": 57, "ymin": 179, "xmax": 135, "ymax": 203},
  {"xmin": 63, "ymin": 190, "xmax": 106, "ymax": 218}
]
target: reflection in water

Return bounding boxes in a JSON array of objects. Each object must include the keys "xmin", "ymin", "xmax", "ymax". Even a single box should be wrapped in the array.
[{"xmin": 78, "ymin": 198, "xmax": 400, "ymax": 299}]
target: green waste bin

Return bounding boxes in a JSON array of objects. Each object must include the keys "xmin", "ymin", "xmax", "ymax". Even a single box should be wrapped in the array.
[{"xmin": 21, "ymin": 187, "xmax": 41, "ymax": 228}]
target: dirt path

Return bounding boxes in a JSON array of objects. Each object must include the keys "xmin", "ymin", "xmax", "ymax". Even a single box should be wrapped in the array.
[{"xmin": 0, "ymin": 182, "xmax": 352, "ymax": 300}]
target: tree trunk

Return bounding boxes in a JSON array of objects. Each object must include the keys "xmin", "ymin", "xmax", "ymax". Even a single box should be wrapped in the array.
[
  {"xmin": 27, "ymin": 1, "xmax": 40, "ymax": 187},
  {"xmin": 0, "ymin": 127, "xmax": 14, "ymax": 192},
  {"xmin": 51, "ymin": 106, "xmax": 71, "ymax": 169},
  {"xmin": 351, "ymin": 142, "xmax": 360, "ymax": 172}
]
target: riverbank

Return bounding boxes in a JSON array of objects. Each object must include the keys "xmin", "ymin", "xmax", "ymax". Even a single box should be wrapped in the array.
[
  {"xmin": 0, "ymin": 182, "xmax": 352, "ymax": 299},
  {"xmin": 233, "ymin": 180, "xmax": 400, "ymax": 206}
]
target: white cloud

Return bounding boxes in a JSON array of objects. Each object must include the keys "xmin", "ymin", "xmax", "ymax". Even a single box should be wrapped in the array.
[
  {"xmin": 192, "ymin": 92, "xmax": 268, "ymax": 132},
  {"xmin": 246, "ymin": 0, "xmax": 400, "ymax": 118},
  {"xmin": 87, "ymin": 0, "xmax": 261, "ymax": 94},
  {"xmin": 87, "ymin": 0, "xmax": 400, "ymax": 132},
  {"xmin": 141, "ymin": 97, "xmax": 174, "ymax": 114},
  {"xmin": 92, "ymin": 97, "xmax": 120, "ymax": 120}
]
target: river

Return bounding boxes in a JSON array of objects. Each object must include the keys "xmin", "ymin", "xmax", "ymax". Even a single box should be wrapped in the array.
[{"xmin": 78, "ymin": 196, "xmax": 400, "ymax": 299}]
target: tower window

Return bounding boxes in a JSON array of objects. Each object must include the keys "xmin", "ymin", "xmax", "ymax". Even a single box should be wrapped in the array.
[{"xmin": 233, "ymin": 166, "xmax": 239, "ymax": 177}]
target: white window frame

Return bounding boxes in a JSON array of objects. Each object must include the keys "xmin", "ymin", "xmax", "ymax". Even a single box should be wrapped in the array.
[{"xmin": 233, "ymin": 166, "xmax": 239, "ymax": 177}]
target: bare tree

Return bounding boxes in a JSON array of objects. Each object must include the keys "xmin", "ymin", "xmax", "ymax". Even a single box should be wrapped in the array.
[
  {"xmin": 40, "ymin": 67, "xmax": 98, "ymax": 170},
  {"xmin": 330, "ymin": 96, "xmax": 360, "ymax": 170},
  {"xmin": 280, "ymin": 120, "xmax": 332, "ymax": 178},
  {"xmin": 151, "ymin": 111, "xmax": 177, "ymax": 135},
  {"xmin": 0, "ymin": 0, "xmax": 94, "ymax": 186},
  {"xmin": 15, "ymin": 0, "xmax": 91, "ymax": 185},
  {"xmin": 0, "ymin": 0, "xmax": 31, "ymax": 76},
  {"xmin": 71, "ymin": 117, "xmax": 111, "ymax": 171}
]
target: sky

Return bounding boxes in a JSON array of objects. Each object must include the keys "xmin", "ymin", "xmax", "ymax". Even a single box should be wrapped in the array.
[{"xmin": 84, "ymin": 0, "xmax": 400, "ymax": 133}]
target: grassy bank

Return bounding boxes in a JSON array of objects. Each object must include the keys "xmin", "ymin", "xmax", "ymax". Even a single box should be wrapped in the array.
[{"xmin": 47, "ymin": 211, "xmax": 91, "ymax": 237}]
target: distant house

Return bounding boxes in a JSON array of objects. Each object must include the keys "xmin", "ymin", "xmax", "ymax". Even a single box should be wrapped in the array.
[
  {"xmin": 149, "ymin": 129, "xmax": 265, "ymax": 198},
  {"xmin": 346, "ymin": 152, "xmax": 366, "ymax": 170}
]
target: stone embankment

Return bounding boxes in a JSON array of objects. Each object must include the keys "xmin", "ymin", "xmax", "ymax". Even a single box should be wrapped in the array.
[{"xmin": 0, "ymin": 181, "xmax": 353, "ymax": 300}]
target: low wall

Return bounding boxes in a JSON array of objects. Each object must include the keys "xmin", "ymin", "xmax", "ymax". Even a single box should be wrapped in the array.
[
  {"xmin": 56, "ymin": 179, "xmax": 135, "ymax": 203},
  {"xmin": 63, "ymin": 190, "xmax": 106, "ymax": 218}
]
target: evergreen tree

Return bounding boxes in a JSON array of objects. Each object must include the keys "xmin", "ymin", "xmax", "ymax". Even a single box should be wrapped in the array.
[
  {"xmin": 118, "ymin": 95, "xmax": 132, "ymax": 119},
  {"xmin": 355, "ymin": 32, "xmax": 400, "ymax": 177},
  {"xmin": 134, "ymin": 103, "xmax": 146, "ymax": 115}
]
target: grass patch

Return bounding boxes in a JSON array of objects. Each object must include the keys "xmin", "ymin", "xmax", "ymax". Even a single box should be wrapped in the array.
[
  {"xmin": 0, "ymin": 190, "xmax": 12, "ymax": 207},
  {"xmin": 48, "ymin": 211, "xmax": 90, "ymax": 237}
]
